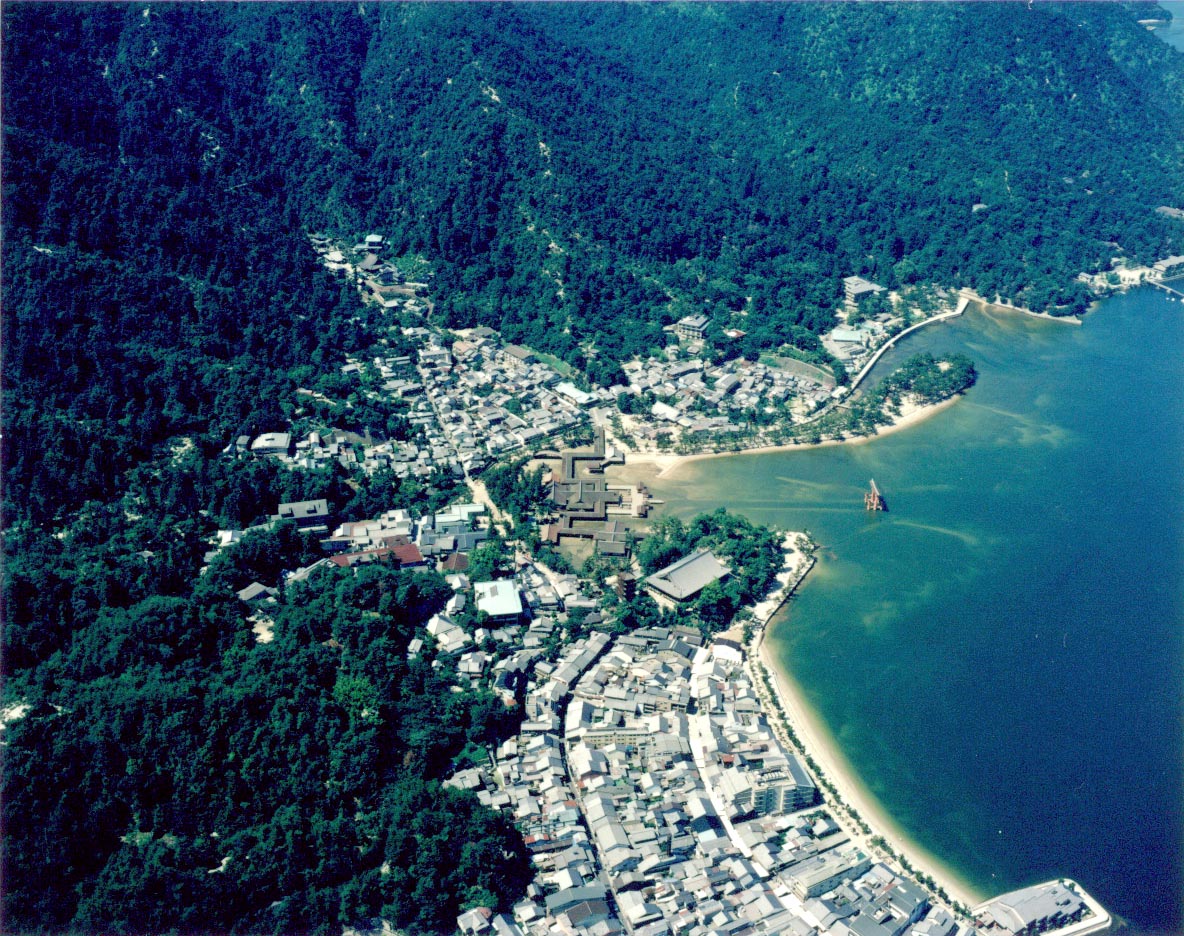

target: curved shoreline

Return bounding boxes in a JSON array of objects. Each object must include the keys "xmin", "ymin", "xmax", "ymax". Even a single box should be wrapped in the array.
[
  {"xmin": 754, "ymin": 612, "xmax": 987, "ymax": 912},
  {"xmin": 614, "ymin": 391, "xmax": 984, "ymax": 909},
  {"xmin": 614, "ymin": 392, "xmax": 985, "ymax": 910},
  {"xmin": 606, "ymin": 288, "xmax": 1137, "ymax": 926},
  {"xmin": 959, "ymin": 288, "xmax": 1083, "ymax": 325},
  {"xmin": 624, "ymin": 394, "xmax": 962, "ymax": 479},
  {"xmin": 610, "ymin": 325, "xmax": 986, "ymax": 913}
]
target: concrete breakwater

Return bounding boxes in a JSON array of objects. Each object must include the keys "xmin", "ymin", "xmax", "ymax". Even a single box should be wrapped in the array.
[
  {"xmin": 748, "ymin": 533, "xmax": 817, "ymax": 637},
  {"xmin": 848, "ymin": 297, "xmax": 969, "ymax": 393}
]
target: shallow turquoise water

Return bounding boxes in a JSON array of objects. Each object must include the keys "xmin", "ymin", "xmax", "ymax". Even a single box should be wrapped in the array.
[{"xmin": 641, "ymin": 290, "xmax": 1184, "ymax": 931}]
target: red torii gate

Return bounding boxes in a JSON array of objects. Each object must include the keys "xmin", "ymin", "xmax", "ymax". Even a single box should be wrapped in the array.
[{"xmin": 864, "ymin": 479, "xmax": 884, "ymax": 511}]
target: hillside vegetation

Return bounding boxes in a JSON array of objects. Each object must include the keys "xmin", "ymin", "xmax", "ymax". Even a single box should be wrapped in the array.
[
  {"xmin": 3, "ymin": 3, "xmax": 1183, "ymax": 934},
  {"xmin": 5, "ymin": 2, "xmax": 1183, "ymax": 523}
]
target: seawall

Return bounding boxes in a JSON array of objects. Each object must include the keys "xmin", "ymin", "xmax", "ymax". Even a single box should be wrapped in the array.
[{"xmin": 848, "ymin": 297, "xmax": 969, "ymax": 393}]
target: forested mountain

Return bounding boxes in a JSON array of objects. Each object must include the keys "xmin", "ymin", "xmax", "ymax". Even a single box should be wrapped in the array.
[
  {"xmin": 3, "ymin": 3, "xmax": 1183, "ymax": 934},
  {"xmin": 5, "ymin": 1, "xmax": 1183, "ymax": 521}
]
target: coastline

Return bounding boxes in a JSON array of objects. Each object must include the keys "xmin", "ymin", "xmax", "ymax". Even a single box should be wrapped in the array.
[
  {"xmin": 606, "ymin": 285, "xmax": 1153, "ymax": 927},
  {"xmin": 624, "ymin": 394, "xmax": 962, "ymax": 479},
  {"xmin": 751, "ymin": 594, "xmax": 987, "ymax": 913},
  {"xmin": 958, "ymin": 288, "xmax": 1083, "ymax": 325},
  {"xmin": 612, "ymin": 392, "xmax": 981, "ymax": 906}
]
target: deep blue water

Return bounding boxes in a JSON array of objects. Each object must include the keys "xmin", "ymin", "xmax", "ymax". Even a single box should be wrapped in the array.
[{"xmin": 637, "ymin": 290, "xmax": 1184, "ymax": 931}]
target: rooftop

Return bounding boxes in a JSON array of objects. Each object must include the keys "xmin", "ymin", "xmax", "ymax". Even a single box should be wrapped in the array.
[
  {"xmin": 475, "ymin": 580, "xmax": 525, "ymax": 619},
  {"xmin": 843, "ymin": 275, "xmax": 885, "ymax": 296},
  {"xmin": 646, "ymin": 548, "xmax": 730, "ymax": 602}
]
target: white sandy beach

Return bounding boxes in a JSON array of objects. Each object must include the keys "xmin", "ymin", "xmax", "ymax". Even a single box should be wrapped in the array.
[
  {"xmin": 623, "ymin": 394, "xmax": 962, "ymax": 479},
  {"xmin": 753, "ymin": 630, "xmax": 986, "ymax": 911}
]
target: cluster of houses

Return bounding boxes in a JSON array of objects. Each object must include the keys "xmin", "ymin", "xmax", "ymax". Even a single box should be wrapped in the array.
[
  {"xmin": 218, "ymin": 488, "xmax": 1102, "ymax": 936},
  {"xmin": 342, "ymin": 349, "xmax": 478, "ymax": 480},
  {"xmin": 409, "ymin": 573, "xmax": 539, "ymax": 682},
  {"xmin": 210, "ymin": 500, "xmax": 493, "ymax": 627},
  {"xmin": 397, "ymin": 547, "xmax": 605, "ymax": 695},
  {"xmin": 417, "ymin": 327, "xmax": 607, "ymax": 469},
  {"xmin": 238, "ymin": 319, "xmax": 606, "ymax": 481},
  {"xmin": 283, "ymin": 240, "xmax": 1107, "ymax": 936},
  {"xmin": 240, "ymin": 321, "xmax": 605, "ymax": 482},
  {"xmin": 239, "ymin": 268, "xmax": 907, "ymax": 476},
  {"xmin": 239, "ymin": 416, "xmax": 465, "ymax": 482},
  {"xmin": 310, "ymin": 231, "xmax": 433, "ymax": 318},
  {"xmin": 609, "ymin": 275, "xmax": 902, "ymax": 448},
  {"xmin": 616, "ymin": 357, "xmax": 833, "ymax": 446},
  {"xmin": 220, "ymin": 500, "xmax": 493, "ymax": 572},
  {"xmin": 237, "ymin": 243, "xmax": 1101, "ymax": 936},
  {"xmin": 449, "ymin": 629, "xmax": 978, "ymax": 936}
]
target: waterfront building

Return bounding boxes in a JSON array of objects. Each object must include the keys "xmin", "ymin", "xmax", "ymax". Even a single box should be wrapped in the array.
[
  {"xmin": 715, "ymin": 754, "xmax": 817, "ymax": 819},
  {"xmin": 786, "ymin": 844, "xmax": 872, "ymax": 899},
  {"xmin": 975, "ymin": 881, "xmax": 1089, "ymax": 935}
]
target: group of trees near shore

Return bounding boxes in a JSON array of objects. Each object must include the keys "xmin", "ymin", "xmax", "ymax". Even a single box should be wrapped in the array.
[
  {"xmin": 841, "ymin": 354, "xmax": 978, "ymax": 438},
  {"xmin": 630, "ymin": 510, "xmax": 785, "ymax": 636}
]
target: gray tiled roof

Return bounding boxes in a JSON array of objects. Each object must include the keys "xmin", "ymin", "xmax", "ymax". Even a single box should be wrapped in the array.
[{"xmin": 646, "ymin": 549, "xmax": 730, "ymax": 601}]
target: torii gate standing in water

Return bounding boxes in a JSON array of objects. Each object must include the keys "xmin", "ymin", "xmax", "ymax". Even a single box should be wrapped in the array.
[{"xmin": 864, "ymin": 479, "xmax": 884, "ymax": 511}]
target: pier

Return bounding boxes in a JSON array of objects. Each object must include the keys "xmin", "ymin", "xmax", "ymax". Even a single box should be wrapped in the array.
[{"xmin": 1151, "ymin": 279, "xmax": 1184, "ymax": 300}]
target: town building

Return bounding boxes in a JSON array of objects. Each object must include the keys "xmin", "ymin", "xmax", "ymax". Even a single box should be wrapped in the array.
[
  {"xmin": 674, "ymin": 313, "xmax": 711, "ymax": 341},
  {"xmin": 250, "ymin": 432, "xmax": 292, "ymax": 457},
  {"xmin": 475, "ymin": 580, "xmax": 525, "ymax": 625},
  {"xmin": 975, "ymin": 881, "xmax": 1089, "ymax": 936},
  {"xmin": 645, "ymin": 548, "xmax": 730, "ymax": 604},
  {"xmin": 715, "ymin": 754, "xmax": 817, "ymax": 818},
  {"xmin": 273, "ymin": 499, "xmax": 332, "ymax": 534},
  {"xmin": 328, "ymin": 543, "xmax": 426, "ymax": 570},
  {"xmin": 501, "ymin": 344, "xmax": 538, "ymax": 372},
  {"xmin": 843, "ymin": 275, "xmax": 886, "ymax": 315}
]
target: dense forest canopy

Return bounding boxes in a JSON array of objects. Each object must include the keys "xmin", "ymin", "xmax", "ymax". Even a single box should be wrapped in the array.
[
  {"xmin": 3, "ymin": 549, "xmax": 533, "ymax": 935},
  {"xmin": 4, "ymin": 1, "xmax": 1184, "ymax": 523},
  {"xmin": 3, "ymin": 3, "xmax": 1183, "ymax": 934}
]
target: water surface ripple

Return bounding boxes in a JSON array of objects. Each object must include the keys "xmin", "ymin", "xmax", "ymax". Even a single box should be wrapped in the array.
[{"xmin": 643, "ymin": 290, "xmax": 1183, "ymax": 931}]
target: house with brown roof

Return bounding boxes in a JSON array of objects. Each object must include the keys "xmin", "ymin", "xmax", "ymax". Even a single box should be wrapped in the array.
[{"xmin": 328, "ymin": 543, "xmax": 426, "ymax": 569}]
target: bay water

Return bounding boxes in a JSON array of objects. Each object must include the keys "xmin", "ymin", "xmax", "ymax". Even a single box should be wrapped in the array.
[
  {"xmin": 1156, "ymin": 1, "xmax": 1184, "ymax": 53},
  {"xmin": 637, "ymin": 289, "xmax": 1183, "ymax": 931}
]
